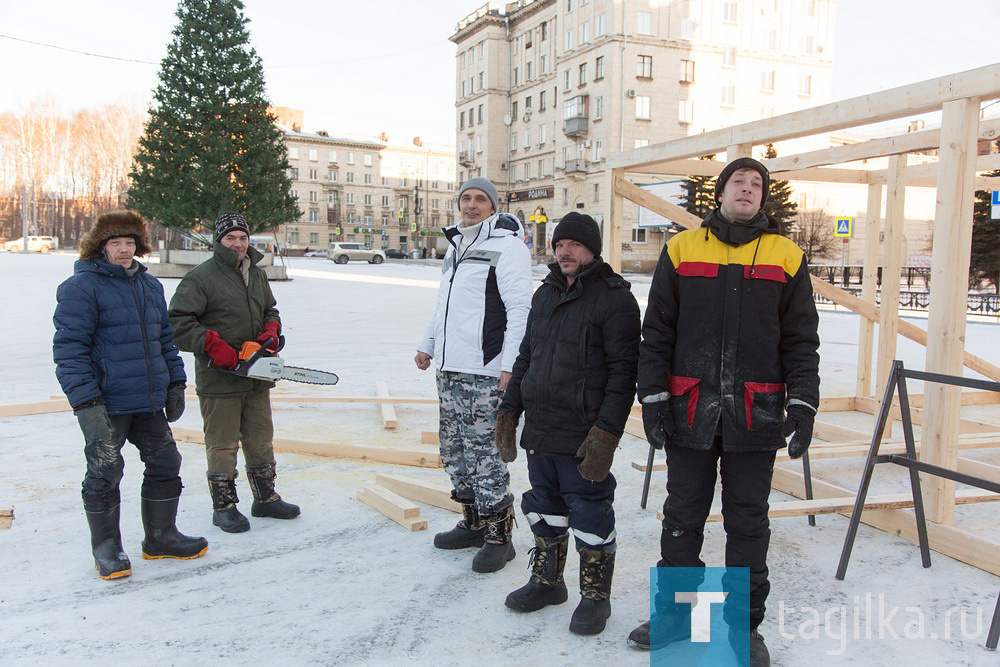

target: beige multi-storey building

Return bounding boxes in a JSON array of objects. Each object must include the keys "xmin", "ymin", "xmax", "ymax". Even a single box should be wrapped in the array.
[
  {"xmin": 451, "ymin": 0, "xmax": 837, "ymax": 265},
  {"xmin": 275, "ymin": 111, "xmax": 457, "ymax": 255}
]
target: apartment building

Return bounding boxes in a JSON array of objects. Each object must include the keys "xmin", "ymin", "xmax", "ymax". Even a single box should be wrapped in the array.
[
  {"xmin": 451, "ymin": 0, "xmax": 837, "ymax": 264},
  {"xmin": 277, "ymin": 113, "xmax": 457, "ymax": 255}
]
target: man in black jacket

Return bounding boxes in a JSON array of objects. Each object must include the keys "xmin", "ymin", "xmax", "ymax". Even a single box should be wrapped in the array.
[
  {"xmin": 497, "ymin": 212, "xmax": 640, "ymax": 636},
  {"xmin": 629, "ymin": 158, "xmax": 820, "ymax": 666}
]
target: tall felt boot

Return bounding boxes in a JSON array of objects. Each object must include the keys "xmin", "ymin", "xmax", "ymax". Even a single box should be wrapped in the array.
[
  {"xmin": 569, "ymin": 545, "xmax": 615, "ymax": 635},
  {"xmin": 433, "ymin": 497, "xmax": 485, "ymax": 549},
  {"xmin": 471, "ymin": 504, "xmax": 516, "ymax": 573},
  {"xmin": 246, "ymin": 464, "xmax": 300, "ymax": 519},
  {"xmin": 140, "ymin": 496, "xmax": 208, "ymax": 559},
  {"xmin": 505, "ymin": 533, "xmax": 569, "ymax": 612},
  {"xmin": 208, "ymin": 473, "xmax": 250, "ymax": 533},
  {"xmin": 84, "ymin": 503, "xmax": 132, "ymax": 580}
]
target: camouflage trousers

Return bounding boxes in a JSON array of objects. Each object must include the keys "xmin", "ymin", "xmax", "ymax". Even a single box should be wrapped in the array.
[{"xmin": 436, "ymin": 370, "xmax": 513, "ymax": 515}]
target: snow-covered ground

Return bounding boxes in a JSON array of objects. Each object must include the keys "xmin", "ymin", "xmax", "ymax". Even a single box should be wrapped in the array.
[{"xmin": 2, "ymin": 251, "xmax": 998, "ymax": 666}]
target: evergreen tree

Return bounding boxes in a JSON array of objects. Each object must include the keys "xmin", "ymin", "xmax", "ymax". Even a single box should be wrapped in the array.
[
  {"xmin": 128, "ymin": 0, "xmax": 299, "ymax": 243},
  {"xmin": 679, "ymin": 154, "xmax": 718, "ymax": 219},
  {"xmin": 970, "ymin": 165, "xmax": 1000, "ymax": 292},
  {"xmin": 760, "ymin": 143, "xmax": 797, "ymax": 236}
]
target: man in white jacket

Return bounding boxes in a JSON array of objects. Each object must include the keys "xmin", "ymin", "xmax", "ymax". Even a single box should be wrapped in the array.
[{"xmin": 415, "ymin": 177, "xmax": 533, "ymax": 573}]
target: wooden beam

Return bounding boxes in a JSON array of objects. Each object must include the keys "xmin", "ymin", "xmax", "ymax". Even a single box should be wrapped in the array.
[
  {"xmin": 853, "ymin": 396, "xmax": 1000, "ymax": 434},
  {"xmin": 819, "ymin": 396, "xmax": 856, "ymax": 412},
  {"xmin": 171, "ymin": 427, "xmax": 441, "ymax": 468},
  {"xmin": 270, "ymin": 395, "xmax": 437, "ymax": 405},
  {"xmin": 357, "ymin": 485, "xmax": 428, "ymax": 531},
  {"xmin": 374, "ymin": 381, "xmax": 398, "ymax": 429},
  {"xmin": 875, "ymin": 155, "xmax": 907, "ymax": 424},
  {"xmin": 607, "ymin": 63, "xmax": 1000, "ymax": 170},
  {"xmin": 769, "ymin": 465, "xmax": 1000, "ymax": 576},
  {"xmin": 922, "ymin": 97, "xmax": 982, "ymax": 524},
  {"xmin": 606, "ymin": 167, "xmax": 625, "ymax": 272},
  {"xmin": 868, "ymin": 151, "xmax": 1000, "ymax": 185},
  {"xmin": 421, "ymin": 430, "xmax": 439, "ymax": 445},
  {"xmin": 856, "ymin": 184, "xmax": 882, "ymax": 398},
  {"xmin": 813, "ymin": 420, "xmax": 869, "ymax": 442},
  {"xmin": 0, "ymin": 399, "xmax": 71, "ymax": 417},
  {"xmin": 705, "ymin": 489, "xmax": 1000, "ymax": 522},
  {"xmin": 0, "ymin": 508, "xmax": 12, "ymax": 530},
  {"xmin": 375, "ymin": 473, "xmax": 461, "ymax": 513}
]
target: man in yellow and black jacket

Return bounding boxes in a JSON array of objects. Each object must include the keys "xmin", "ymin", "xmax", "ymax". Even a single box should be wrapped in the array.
[{"xmin": 628, "ymin": 158, "xmax": 820, "ymax": 666}]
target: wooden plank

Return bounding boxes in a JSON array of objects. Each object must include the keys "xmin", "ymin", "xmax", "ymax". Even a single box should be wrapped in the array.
[
  {"xmin": 705, "ymin": 489, "xmax": 1000, "ymax": 522},
  {"xmin": 813, "ymin": 420, "xmax": 869, "ymax": 442},
  {"xmin": 374, "ymin": 381, "xmax": 398, "ymax": 429},
  {"xmin": 625, "ymin": 415, "xmax": 646, "ymax": 440},
  {"xmin": 607, "ymin": 64, "xmax": 1000, "ymax": 170},
  {"xmin": 955, "ymin": 457, "xmax": 1000, "ymax": 487},
  {"xmin": 819, "ymin": 396, "xmax": 856, "ymax": 412},
  {"xmin": 770, "ymin": 465, "xmax": 1000, "ymax": 576},
  {"xmin": 357, "ymin": 485, "xmax": 427, "ymax": 531},
  {"xmin": 171, "ymin": 427, "xmax": 441, "ymax": 468},
  {"xmin": 270, "ymin": 395, "xmax": 437, "ymax": 405},
  {"xmin": 375, "ymin": 473, "xmax": 461, "ymax": 513},
  {"xmin": 875, "ymin": 155, "xmax": 907, "ymax": 411},
  {"xmin": 0, "ymin": 508, "xmax": 12, "ymax": 530},
  {"xmin": 0, "ymin": 399, "xmax": 72, "ymax": 417},
  {"xmin": 856, "ymin": 184, "xmax": 882, "ymax": 398},
  {"xmin": 606, "ymin": 167, "xmax": 625, "ymax": 272},
  {"xmin": 421, "ymin": 430, "xmax": 440, "ymax": 445},
  {"xmin": 854, "ymin": 396, "xmax": 1000, "ymax": 434},
  {"xmin": 632, "ymin": 460, "xmax": 667, "ymax": 472}
]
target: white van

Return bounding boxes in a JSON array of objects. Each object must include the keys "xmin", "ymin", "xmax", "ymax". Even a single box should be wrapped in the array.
[{"xmin": 3, "ymin": 236, "xmax": 59, "ymax": 252}]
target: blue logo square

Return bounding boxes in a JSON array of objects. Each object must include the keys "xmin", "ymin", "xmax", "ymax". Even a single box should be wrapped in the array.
[{"xmin": 650, "ymin": 567, "xmax": 751, "ymax": 666}]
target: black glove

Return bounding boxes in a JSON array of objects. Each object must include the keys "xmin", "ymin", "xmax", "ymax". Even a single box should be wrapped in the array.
[
  {"xmin": 641, "ymin": 401, "xmax": 673, "ymax": 450},
  {"xmin": 576, "ymin": 426, "xmax": 620, "ymax": 482},
  {"xmin": 496, "ymin": 412, "xmax": 519, "ymax": 463},
  {"xmin": 74, "ymin": 397, "xmax": 113, "ymax": 445},
  {"xmin": 165, "ymin": 381, "xmax": 186, "ymax": 422},
  {"xmin": 782, "ymin": 404, "xmax": 815, "ymax": 459}
]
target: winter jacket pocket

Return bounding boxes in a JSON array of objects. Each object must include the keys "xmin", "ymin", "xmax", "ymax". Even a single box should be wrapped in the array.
[
  {"xmin": 667, "ymin": 374, "xmax": 700, "ymax": 428},
  {"xmin": 744, "ymin": 382, "xmax": 785, "ymax": 431}
]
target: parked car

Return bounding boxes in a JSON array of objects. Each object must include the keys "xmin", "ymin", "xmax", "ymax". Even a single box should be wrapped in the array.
[
  {"xmin": 383, "ymin": 248, "xmax": 408, "ymax": 259},
  {"xmin": 303, "ymin": 249, "xmax": 328, "ymax": 258},
  {"xmin": 327, "ymin": 242, "xmax": 386, "ymax": 264},
  {"xmin": 3, "ymin": 235, "xmax": 59, "ymax": 252}
]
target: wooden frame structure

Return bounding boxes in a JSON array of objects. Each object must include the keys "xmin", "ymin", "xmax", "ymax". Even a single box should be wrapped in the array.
[{"xmin": 605, "ymin": 64, "xmax": 1000, "ymax": 574}]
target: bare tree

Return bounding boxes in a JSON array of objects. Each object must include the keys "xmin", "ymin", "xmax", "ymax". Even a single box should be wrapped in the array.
[{"xmin": 794, "ymin": 208, "xmax": 840, "ymax": 264}]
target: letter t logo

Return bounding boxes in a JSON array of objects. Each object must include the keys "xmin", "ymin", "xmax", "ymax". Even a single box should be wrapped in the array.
[{"xmin": 676, "ymin": 591, "xmax": 728, "ymax": 642}]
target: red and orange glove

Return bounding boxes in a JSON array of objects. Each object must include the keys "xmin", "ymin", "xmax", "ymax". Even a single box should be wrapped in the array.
[
  {"xmin": 256, "ymin": 321, "xmax": 281, "ymax": 353},
  {"xmin": 204, "ymin": 330, "xmax": 239, "ymax": 369}
]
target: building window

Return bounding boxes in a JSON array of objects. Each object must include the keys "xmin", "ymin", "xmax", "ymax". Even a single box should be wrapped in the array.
[
  {"xmin": 564, "ymin": 70, "xmax": 572, "ymax": 90},
  {"xmin": 525, "ymin": 95, "xmax": 532, "ymax": 111},
  {"xmin": 637, "ymin": 11, "xmax": 653, "ymax": 35},
  {"xmin": 459, "ymin": 52, "xmax": 466, "ymax": 69},
  {"xmin": 329, "ymin": 150, "xmax": 337, "ymax": 163},
  {"xmin": 524, "ymin": 128, "xmax": 532, "ymax": 148},
  {"xmin": 382, "ymin": 195, "xmax": 390, "ymax": 206},
  {"xmin": 722, "ymin": 1, "xmax": 738, "ymax": 23},
  {"xmin": 761, "ymin": 70, "xmax": 775, "ymax": 92},
  {"xmin": 579, "ymin": 63, "xmax": 588, "ymax": 85},
  {"xmin": 539, "ymin": 90, "xmax": 547, "ymax": 111},
  {"xmin": 479, "ymin": 71, "xmax": 485, "ymax": 89},
  {"xmin": 290, "ymin": 167, "xmax": 299, "ymax": 179},
  {"xmin": 631, "ymin": 228, "xmax": 647, "ymax": 243},
  {"xmin": 723, "ymin": 47, "xmax": 736, "ymax": 68},
  {"xmin": 364, "ymin": 173, "xmax": 372, "ymax": 184},
  {"xmin": 460, "ymin": 111, "xmax": 465, "ymax": 129},
  {"xmin": 581, "ymin": 22, "xmax": 590, "ymax": 43},
  {"xmin": 346, "ymin": 172, "xmax": 355, "ymax": 183},
  {"xmin": 596, "ymin": 14, "xmax": 606, "ymax": 36},
  {"xmin": 364, "ymin": 194, "xmax": 373, "ymax": 206},
  {"xmin": 511, "ymin": 132, "xmax": 518, "ymax": 150},
  {"xmin": 289, "ymin": 147, "xmax": 299, "ymax": 159},
  {"xmin": 310, "ymin": 231, "xmax": 318, "ymax": 243},
  {"xmin": 563, "ymin": 188, "xmax": 568, "ymax": 206},
  {"xmin": 327, "ymin": 170, "xmax": 336, "ymax": 181},
  {"xmin": 289, "ymin": 231, "xmax": 299, "ymax": 243},
  {"xmin": 593, "ymin": 183, "xmax": 600, "ymax": 203},
  {"xmin": 540, "ymin": 54, "xmax": 547, "ymax": 74},
  {"xmin": 346, "ymin": 193, "xmax": 354, "ymax": 204},
  {"xmin": 538, "ymin": 159, "xmax": 545, "ymax": 176},
  {"xmin": 802, "ymin": 0, "xmax": 816, "ymax": 17},
  {"xmin": 513, "ymin": 67, "xmax": 519, "ymax": 85},
  {"xmin": 478, "ymin": 104, "xmax": 484, "ymax": 123},
  {"xmin": 680, "ymin": 59, "xmax": 695, "ymax": 83},
  {"xmin": 594, "ymin": 96, "xmax": 604, "ymax": 120},
  {"xmin": 565, "ymin": 29, "xmax": 574, "ymax": 51},
  {"xmin": 595, "ymin": 56, "xmax": 605, "ymax": 80},
  {"xmin": 541, "ymin": 21, "xmax": 548, "ymax": 40},
  {"xmin": 382, "ymin": 176, "xmax": 390, "ymax": 186},
  {"xmin": 721, "ymin": 85, "xmax": 735, "ymax": 107},
  {"xmin": 680, "ymin": 18, "xmax": 695, "ymax": 40},
  {"xmin": 328, "ymin": 192, "xmax": 338, "ymax": 204},
  {"xmin": 636, "ymin": 96, "xmax": 651, "ymax": 120},
  {"xmin": 524, "ymin": 161, "xmax": 531, "ymax": 180},
  {"xmin": 764, "ymin": 30, "xmax": 777, "ymax": 51},
  {"xmin": 798, "ymin": 75, "xmax": 812, "ymax": 96},
  {"xmin": 634, "ymin": 139, "xmax": 649, "ymax": 148},
  {"xmin": 678, "ymin": 100, "xmax": 694, "ymax": 124},
  {"xmin": 526, "ymin": 61, "xmax": 532, "ymax": 80},
  {"xmin": 592, "ymin": 139, "xmax": 603, "ymax": 162},
  {"xmin": 566, "ymin": 0, "xmax": 573, "ymax": 11},
  {"xmin": 478, "ymin": 42, "xmax": 485, "ymax": 59},
  {"xmin": 800, "ymin": 34, "xmax": 814, "ymax": 55},
  {"xmin": 308, "ymin": 168, "xmax": 318, "ymax": 181},
  {"xmin": 637, "ymin": 55, "xmax": 652, "ymax": 78},
  {"xmin": 347, "ymin": 152, "xmax": 355, "ymax": 164},
  {"xmin": 309, "ymin": 190, "xmax": 318, "ymax": 202},
  {"xmin": 309, "ymin": 149, "xmax": 318, "ymax": 161},
  {"xmin": 564, "ymin": 95, "xmax": 589, "ymax": 120},
  {"xmin": 476, "ymin": 134, "xmax": 483, "ymax": 153},
  {"xmin": 539, "ymin": 123, "xmax": 547, "ymax": 144},
  {"xmin": 364, "ymin": 154, "xmax": 372, "ymax": 167}
]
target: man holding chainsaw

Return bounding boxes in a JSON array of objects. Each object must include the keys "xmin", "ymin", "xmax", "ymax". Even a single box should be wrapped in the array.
[{"xmin": 169, "ymin": 211, "xmax": 300, "ymax": 533}]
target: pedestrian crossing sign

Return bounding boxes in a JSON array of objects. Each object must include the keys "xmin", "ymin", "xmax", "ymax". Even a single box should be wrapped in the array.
[
  {"xmin": 835, "ymin": 217, "xmax": 852, "ymax": 238},
  {"xmin": 991, "ymin": 191, "xmax": 999, "ymax": 219}
]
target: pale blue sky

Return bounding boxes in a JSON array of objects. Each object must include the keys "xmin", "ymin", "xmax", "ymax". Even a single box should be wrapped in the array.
[{"xmin": 0, "ymin": 0, "xmax": 995, "ymax": 145}]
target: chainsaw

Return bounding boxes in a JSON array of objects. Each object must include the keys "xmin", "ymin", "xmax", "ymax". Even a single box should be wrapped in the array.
[{"xmin": 208, "ymin": 336, "xmax": 339, "ymax": 385}]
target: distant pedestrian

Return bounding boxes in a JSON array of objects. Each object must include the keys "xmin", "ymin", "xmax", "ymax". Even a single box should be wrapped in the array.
[
  {"xmin": 54, "ymin": 211, "xmax": 207, "ymax": 580},
  {"xmin": 414, "ymin": 177, "xmax": 533, "ymax": 573}
]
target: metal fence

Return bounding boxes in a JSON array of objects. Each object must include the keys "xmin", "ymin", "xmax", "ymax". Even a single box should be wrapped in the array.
[{"xmin": 812, "ymin": 287, "xmax": 1000, "ymax": 316}]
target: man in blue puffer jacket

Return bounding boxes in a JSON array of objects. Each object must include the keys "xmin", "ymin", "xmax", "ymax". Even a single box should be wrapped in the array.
[{"xmin": 54, "ymin": 210, "xmax": 207, "ymax": 580}]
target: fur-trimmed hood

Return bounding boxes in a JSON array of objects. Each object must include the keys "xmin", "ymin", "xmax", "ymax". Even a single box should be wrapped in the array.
[{"xmin": 79, "ymin": 210, "xmax": 153, "ymax": 260}]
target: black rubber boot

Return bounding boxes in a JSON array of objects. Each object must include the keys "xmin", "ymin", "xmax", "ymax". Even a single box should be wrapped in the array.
[
  {"xmin": 208, "ymin": 473, "xmax": 250, "ymax": 533},
  {"xmin": 505, "ymin": 533, "xmax": 570, "ymax": 612},
  {"xmin": 569, "ymin": 545, "xmax": 615, "ymax": 635},
  {"xmin": 246, "ymin": 464, "xmax": 300, "ymax": 520},
  {"xmin": 84, "ymin": 503, "xmax": 132, "ymax": 580},
  {"xmin": 140, "ymin": 496, "xmax": 208, "ymax": 559},
  {"xmin": 471, "ymin": 504, "xmax": 516, "ymax": 573},
  {"xmin": 433, "ymin": 498, "xmax": 485, "ymax": 549}
]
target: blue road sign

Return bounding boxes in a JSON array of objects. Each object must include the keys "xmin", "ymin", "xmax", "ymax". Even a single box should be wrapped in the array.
[{"xmin": 835, "ymin": 217, "xmax": 853, "ymax": 238}]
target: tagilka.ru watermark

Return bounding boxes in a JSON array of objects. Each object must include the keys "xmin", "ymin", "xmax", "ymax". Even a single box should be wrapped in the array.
[{"xmin": 778, "ymin": 593, "xmax": 987, "ymax": 656}]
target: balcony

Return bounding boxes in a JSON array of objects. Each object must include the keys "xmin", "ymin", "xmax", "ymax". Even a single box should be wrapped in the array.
[
  {"xmin": 563, "ymin": 116, "xmax": 589, "ymax": 138},
  {"xmin": 564, "ymin": 159, "xmax": 588, "ymax": 181},
  {"xmin": 458, "ymin": 150, "xmax": 475, "ymax": 167}
]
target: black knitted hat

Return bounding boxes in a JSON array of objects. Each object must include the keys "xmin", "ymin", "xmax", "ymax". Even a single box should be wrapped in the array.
[
  {"xmin": 715, "ymin": 157, "xmax": 770, "ymax": 208},
  {"xmin": 551, "ymin": 212, "xmax": 602, "ymax": 256}
]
